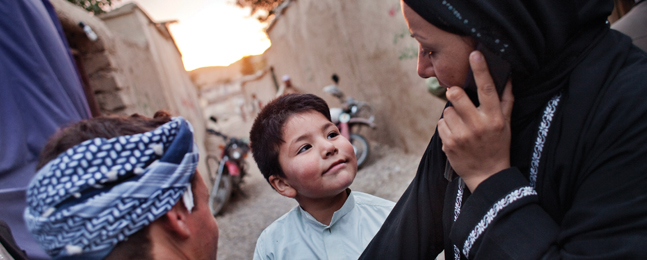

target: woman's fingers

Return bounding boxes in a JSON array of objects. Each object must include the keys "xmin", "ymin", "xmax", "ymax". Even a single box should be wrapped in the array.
[
  {"xmin": 439, "ymin": 106, "xmax": 464, "ymax": 139},
  {"xmin": 445, "ymin": 86, "xmax": 475, "ymax": 120},
  {"xmin": 446, "ymin": 50, "xmax": 504, "ymax": 121},
  {"xmin": 438, "ymin": 50, "xmax": 514, "ymax": 191},
  {"xmin": 437, "ymin": 118, "xmax": 450, "ymax": 150},
  {"xmin": 501, "ymin": 79, "xmax": 514, "ymax": 121},
  {"xmin": 469, "ymin": 51, "xmax": 500, "ymax": 115}
]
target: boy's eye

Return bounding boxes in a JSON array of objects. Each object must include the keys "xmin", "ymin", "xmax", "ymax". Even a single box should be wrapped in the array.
[
  {"xmin": 327, "ymin": 131, "xmax": 339, "ymax": 139},
  {"xmin": 297, "ymin": 144, "xmax": 312, "ymax": 154}
]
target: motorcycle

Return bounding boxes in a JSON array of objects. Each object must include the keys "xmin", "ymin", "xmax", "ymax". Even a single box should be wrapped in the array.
[
  {"xmin": 323, "ymin": 75, "xmax": 375, "ymax": 168},
  {"xmin": 206, "ymin": 116, "xmax": 250, "ymax": 216}
]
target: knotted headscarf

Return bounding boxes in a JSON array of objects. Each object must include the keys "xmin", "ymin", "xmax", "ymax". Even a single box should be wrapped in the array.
[{"xmin": 24, "ymin": 117, "xmax": 199, "ymax": 259}]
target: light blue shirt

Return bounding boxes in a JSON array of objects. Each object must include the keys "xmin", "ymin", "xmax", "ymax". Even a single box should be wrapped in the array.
[{"xmin": 253, "ymin": 191, "xmax": 395, "ymax": 260}]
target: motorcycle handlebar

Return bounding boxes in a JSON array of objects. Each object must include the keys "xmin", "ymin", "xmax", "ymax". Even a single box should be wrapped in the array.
[
  {"xmin": 207, "ymin": 129, "xmax": 251, "ymax": 148},
  {"xmin": 207, "ymin": 129, "xmax": 228, "ymax": 140}
]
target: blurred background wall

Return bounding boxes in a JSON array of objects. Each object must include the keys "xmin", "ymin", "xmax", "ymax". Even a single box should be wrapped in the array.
[{"xmin": 239, "ymin": 0, "xmax": 446, "ymax": 154}]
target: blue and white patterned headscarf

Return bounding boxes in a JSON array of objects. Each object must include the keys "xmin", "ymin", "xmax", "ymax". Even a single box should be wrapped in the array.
[{"xmin": 24, "ymin": 117, "xmax": 199, "ymax": 260}]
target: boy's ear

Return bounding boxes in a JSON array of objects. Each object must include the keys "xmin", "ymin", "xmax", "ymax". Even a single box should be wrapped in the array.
[
  {"xmin": 161, "ymin": 202, "xmax": 192, "ymax": 239},
  {"xmin": 269, "ymin": 175, "xmax": 297, "ymax": 198}
]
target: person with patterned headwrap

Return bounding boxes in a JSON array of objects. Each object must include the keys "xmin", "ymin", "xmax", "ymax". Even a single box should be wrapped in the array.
[
  {"xmin": 23, "ymin": 112, "xmax": 219, "ymax": 260},
  {"xmin": 359, "ymin": 0, "xmax": 647, "ymax": 259}
]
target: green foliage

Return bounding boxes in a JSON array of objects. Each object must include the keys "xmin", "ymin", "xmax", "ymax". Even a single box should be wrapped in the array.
[
  {"xmin": 235, "ymin": 0, "xmax": 284, "ymax": 21},
  {"xmin": 235, "ymin": 0, "xmax": 282, "ymax": 13},
  {"xmin": 67, "ymin": 0, "xmax": 113, "ymax": 15},
  {"xmin": 398, "ymin": 46, "xmax": 417, "ymax": 60}
]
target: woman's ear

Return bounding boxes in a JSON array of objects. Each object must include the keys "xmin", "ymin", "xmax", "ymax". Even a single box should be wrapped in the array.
[
  {"xmin": 269, "ymin": 175, "xmax": 297, "ymax": 198},
  {"xmin": 162, "ymin": 202, "xmax": 192, "ymax": 239}
]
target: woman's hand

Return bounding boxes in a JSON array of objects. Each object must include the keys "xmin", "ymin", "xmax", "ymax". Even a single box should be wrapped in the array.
[{"xmin": 437, "ymin": 51, "xmax": 514, "ymax": 192}]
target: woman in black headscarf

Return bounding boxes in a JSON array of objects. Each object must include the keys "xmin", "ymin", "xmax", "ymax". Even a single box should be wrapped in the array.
[{"xmin": 360, "ymin": 0, "xmax": 647, "ymax": 259}]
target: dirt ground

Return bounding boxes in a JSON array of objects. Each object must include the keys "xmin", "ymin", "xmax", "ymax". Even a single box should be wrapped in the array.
[{"xmin": 208, "ymin": 114, "xmax": 443, "ymax": 260}]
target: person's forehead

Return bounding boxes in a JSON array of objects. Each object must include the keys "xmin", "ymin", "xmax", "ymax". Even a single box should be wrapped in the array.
[
  {"xmin": 284, "ymin": 110, "xmax": 329, "ymax": 131},
  {"xmin": 280, "ymin": 112, "xmax": 330, "ymax": 146}
]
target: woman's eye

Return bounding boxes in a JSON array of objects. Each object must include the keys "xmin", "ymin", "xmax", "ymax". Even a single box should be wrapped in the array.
[
  {"xmin": 297, "ymin": 144, "xmax": 311, "ymax": 154},
  {"xmin": 327, "ymin": 132, "xmax": 339, "ymax": 139},
  {"xmin": 422, "ymin": 48, "xmax": 433, "ymax": 58},
  {"xmin": 420, "ymin": 45, "xmax": 433, "ymax": 58}
]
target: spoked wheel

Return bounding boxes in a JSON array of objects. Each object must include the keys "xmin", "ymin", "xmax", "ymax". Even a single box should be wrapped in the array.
[
  {"xmin": 206, "ymin": 156, "xmax": 220, "ymax": 184},
  {"xmin": 350, "ymin": 133, "xmax": 370, "ymax": 168},
  {"xmin": 209, "ymin": 170, "xmax": 232, "ymax": 216}
]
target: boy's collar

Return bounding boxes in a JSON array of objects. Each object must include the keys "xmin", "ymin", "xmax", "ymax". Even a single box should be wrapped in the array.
[{"xmin": 299, "ymin": 189, "xmax": 355, "ymax": 228}]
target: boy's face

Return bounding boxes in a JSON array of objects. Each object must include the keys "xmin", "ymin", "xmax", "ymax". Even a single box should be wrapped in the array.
[{"xmin": 275, "ymin": 111, "xmax": 357, "ymax": 200}]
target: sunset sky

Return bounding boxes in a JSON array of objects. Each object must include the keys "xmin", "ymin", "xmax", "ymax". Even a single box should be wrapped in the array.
[{"xmin": 122, "ymin": 0, "xmax": 271, "ymax": 71}]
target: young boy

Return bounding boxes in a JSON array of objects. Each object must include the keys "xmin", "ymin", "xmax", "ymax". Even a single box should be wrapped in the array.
[{"xmin": 249, "ymin": 93, "xmax": 394, "ymax": 260}]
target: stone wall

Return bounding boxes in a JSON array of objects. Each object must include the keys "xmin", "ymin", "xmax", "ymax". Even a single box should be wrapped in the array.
[
  {"xmin": 255, "ymin": 0, "xmax": 446, "ymax": 154},
  {"xmin": 51, "ymin": 0, "xmax": 208, "ymax": 181}
]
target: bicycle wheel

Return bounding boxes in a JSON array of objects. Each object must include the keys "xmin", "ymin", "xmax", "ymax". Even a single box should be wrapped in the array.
[
  {"xmin": 209, "ymin": 169, "xmax": 232, "ymax": 216},
  {"xmin": 350, "ymin": 133, "xmax": 370, "ymax": 168}
]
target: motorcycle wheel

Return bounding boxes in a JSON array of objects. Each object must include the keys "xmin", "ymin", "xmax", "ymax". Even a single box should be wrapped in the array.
[
  {"xmin": 209, "ymin": 170, "xmax": 232, "ymax": 216},
  {"xmin": 350, "ymin": 133, "xmax": 370, "ymax": 168}
]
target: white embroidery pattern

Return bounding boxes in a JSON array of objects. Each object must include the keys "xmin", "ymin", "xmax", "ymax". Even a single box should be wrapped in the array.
[
  {"xmin": 453, "ymin": 181, "xmax": 464, "ymax": 260},
  {"xmin": 454, "ymin": 181, "xmax": 464, "ymax": 222},
  {"xmin": 452, "ymin": 94, "xmax": 561, "ymax": 258},
  {"xmin": 462, "ymin": 186, "xmax": 537, "ymax": 257},
  {"xmin": 529, "ymin": 93, "xmax": 562, "ymax": 187}
]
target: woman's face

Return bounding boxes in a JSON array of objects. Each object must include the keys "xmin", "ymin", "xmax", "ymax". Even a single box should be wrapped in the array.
[{"xmin": 401, "ymin": 1, "xmax": 475, "ymax": 88}]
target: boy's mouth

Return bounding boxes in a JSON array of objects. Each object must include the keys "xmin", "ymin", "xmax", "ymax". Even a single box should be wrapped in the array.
[{"xmin": 324, "ymin": 159, "xmax": 348, "ymax": 175}]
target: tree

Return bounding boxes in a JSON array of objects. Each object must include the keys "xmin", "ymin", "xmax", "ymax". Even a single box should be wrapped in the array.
[
  {"xmin": 67, "ymin": 0, "xmax": 114, "ymax": 15},
  {"xmin": 235, "ymin": 0, "xmax": 284, "ymax": 21}
]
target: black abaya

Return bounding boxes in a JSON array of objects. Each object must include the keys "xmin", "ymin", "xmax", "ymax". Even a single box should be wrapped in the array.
[{"xmin": 360, "ymin": 0, "xmax": 647, "ymax": 259}]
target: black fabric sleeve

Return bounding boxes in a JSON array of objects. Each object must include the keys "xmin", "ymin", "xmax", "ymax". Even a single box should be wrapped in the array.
[
  {"xmin": 450, "ymin": 168, "xmax": 558, "ymax": 259},
  {"xmin": 359, "ymin": 132, "xmax": 449, "ymax": 259},
  {"xmin": 449, "ymin": 150, "xmax": 647, "ymax": 260},
  {"xmin": 449, "ymin": 58, "xmax": 647, "ymax": 260}
]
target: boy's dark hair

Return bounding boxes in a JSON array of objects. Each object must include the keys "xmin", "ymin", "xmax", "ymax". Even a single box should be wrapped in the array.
[
  {"xmin": 249, "ymin": 93, "xmax": 331, "ymax": 183},
  {"xmin": 36, "ymin": 110, "xmax": 172, "ymax": 260}
]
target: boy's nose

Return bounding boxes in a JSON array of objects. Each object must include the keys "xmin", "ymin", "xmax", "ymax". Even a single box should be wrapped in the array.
[{"xmin": 322, "ymin": 141, "xmax": 338, "ymax": 158}]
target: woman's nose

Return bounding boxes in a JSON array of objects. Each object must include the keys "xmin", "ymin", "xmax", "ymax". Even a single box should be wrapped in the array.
[{"xmin": 417, "ymin": 48, "xmax": 435, "ymax": 78}]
